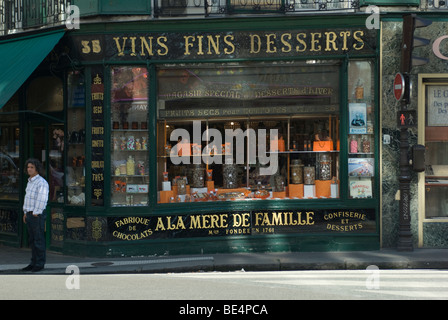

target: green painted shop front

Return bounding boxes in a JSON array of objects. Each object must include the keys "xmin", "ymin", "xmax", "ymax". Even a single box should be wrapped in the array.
[{"xmin": 0, "ymin": 16, "xmax": 381, "ymax": 257}]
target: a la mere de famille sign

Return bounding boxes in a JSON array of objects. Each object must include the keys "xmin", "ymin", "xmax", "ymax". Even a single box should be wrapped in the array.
[
  {"xmin": 73, "ymin": 28, "xmax": 377, "ymax": 61},
  {"xmin": 104, "ymin": 209, "xmax": 376, "ymax": 241}
]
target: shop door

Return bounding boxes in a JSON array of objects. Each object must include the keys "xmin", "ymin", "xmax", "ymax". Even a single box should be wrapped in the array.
[
  {"xmin": 23, "ymin": 122, "xmax": 65, "ymax": 248},
  {"xmin": 418, "ymin": 77, "xmax": 448, "ymax": 247},
  {"xmin": 423, "ymin": 83, "xmax": 448, "ymax": 218}
]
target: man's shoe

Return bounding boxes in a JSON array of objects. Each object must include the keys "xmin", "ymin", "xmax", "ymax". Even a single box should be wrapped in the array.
[
  {"xmin": 31, "ymin": 266, "xmax": 44, "ymax": 272},
  {"xmin": 21, "ymin": 265, "xmax": 34, "ymax": 271}
]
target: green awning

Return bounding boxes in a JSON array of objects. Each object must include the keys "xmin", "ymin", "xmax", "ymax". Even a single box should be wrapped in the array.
[{"xmin": 0, "ymin": 29, "xmax": 65, "ymax": 109}]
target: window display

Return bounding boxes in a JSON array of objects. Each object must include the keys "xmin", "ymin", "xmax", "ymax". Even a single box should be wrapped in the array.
[
  {"xmin": 111, "ymin": 66, "xmax": 149, "ymax": 207},
  {"xmin": 156, "ymin": 61, "xmax": 341, "ymax": 203},
  {"xmin": 66, "ymin": 71, "xmax": 86, "ymax": 206},
  {"xmin": 0, "ymin": 123, "xmax": 20, "ymax": 201},
  {"xmin": 347, "ymin": 60, "xmax": 375, "ymax": 199},
  {"xmin": 49, "ymin": 124, "xmax": 65, "ymax": 203},
  {"xmin": 0, "ymin": 93, "xmax": 20, "ymax": 201}
]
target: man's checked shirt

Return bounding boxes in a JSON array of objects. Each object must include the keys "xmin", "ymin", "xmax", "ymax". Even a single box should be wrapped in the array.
[{"xmin": 23, "ymin": 174, "xmax": 49, "ymax": 215}]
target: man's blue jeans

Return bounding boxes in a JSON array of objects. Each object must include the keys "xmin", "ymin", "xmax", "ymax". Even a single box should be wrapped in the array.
[{"xmin": 26, "ymin": 212, "xmax": 46, "ymax": 268}]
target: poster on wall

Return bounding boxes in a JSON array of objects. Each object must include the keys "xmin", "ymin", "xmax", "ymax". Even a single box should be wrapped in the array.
[
  {"xmin": 349, "ymin": 178, "xmax": 372, "ymax": 198},
  {"xmin": 348, "ymin": 158, "xmax": 374, "ymax": 177},
  {"xmin": 349, "ymin": 103, "xmax": 367, "ymax": 134},
  {"xmin": 427, "ymin": 85, "xmax": 448, "ymax": 126}
]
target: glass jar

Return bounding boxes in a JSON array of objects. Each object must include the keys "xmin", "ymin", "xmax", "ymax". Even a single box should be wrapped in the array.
[
  {"xmin": 119, "ymin": 163, "xmax": 127, "ymax": 175},
  {"xmin": 177, "ymin": 178, "xmax": 187, "ymax": 195},
  {"xmin": 304, "ymin": 166, "xmax": 315, "ymax": 185},
  {"xmin": 120, "ymin": 136, "xmax": 127, "ymax": 150},
  {"xmin": 319, "ymin": 154, "xmax": 332, "ymax": 180},
  {"xmin": 273, "ymin": 175, "xmax": 285, "ymax": 192},
  {"xmin": 350, "ymin": 137, "xmax": 358, "ymax": 153},
  {"xmin": 223, "ymin": 164, "xmax": 238, "ymax": 189},
  {"xmin": 290, "ymin": 159, "xmax": 304, "ymax": 184},
  {"xmin": 191, "ymin": 164, "xmax": 205, "ymax": 188},
  {"xmin": 127, "ymin": 136, "xmax": 135, "ymax": 150},
  {"xmin": 126, "ymin": 156, "xmax": 135, "ymax": 176},
  {"xmin": 362, "ymin": 136, "xmax": 371, "ymax": 153},
  {"xmin": 137, "ymin": 161, "xmax": 145, "ymax": 176}
]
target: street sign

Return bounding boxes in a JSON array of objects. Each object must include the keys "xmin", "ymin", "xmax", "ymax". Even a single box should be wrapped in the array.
[
  {"xmin": 397, "ymin": 110, "xmax": 417, "ymax": 128},
  {"xmin": 394, "ymin": 72, "xmax": 405, "ymax": 101}
]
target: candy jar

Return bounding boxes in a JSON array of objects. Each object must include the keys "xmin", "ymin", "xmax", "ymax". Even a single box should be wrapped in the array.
[
  {"xmin": 191, "ymin": 164, "xmax": 205, "ymax": 188},
  {"xmin": 119, "ymin": 163, "xmax": 127, "ymax": 175},
  {"xmin": 137, "ymin": 161, "xmax": 145, "ymax": 176},
  {"xmin": 113, "ymin": 136, "xmax": 119, "ymax": 150},
  {"xmin": 355, "ymin": 78, "xmax": 364, "ymax": 100},
  {"xmin": 350, "ymin": 136, "xmax": 358, "ymax": 153},
  {"xmin": 127, "ymin": 136, "xmax": 135, "ymax": 150},
  {"xmin": 142, "ymin": 137, "xmax": 147, "ymax": 150},
  {"xmin": 135, "ymin": 138, "xmax": 141, "ymax": 150},
  {"xmin": 177, "ymin": 178, "xmax": 187, "ymax": 195},
  {"xmin": 304, "ymin": 166, "xmax": 315, "ymax": 185},
  {"xmin": 223, "ymin": 164, "xmax": 238, "ymax": 189},
  {"xmin": 126, "ymin": 156, "xmax": 135, "ymax": 176},
  {"xmin": 362, "ymin": 136, "xmax": 371, "ymax": 153},
  {"xmin": 274, "ymin": 175, "xmax": 285, "ymax": 192},
  {"xmin": 318, "ymin": 154, "xmax": 332, "ymax": 180},
  {"xmin": 290, "ymin": 159, "xmax": 304, "ymax": 184},
  {"xmin": 120, "ymin": 136, "xmax": 127, "ymax": 150}
]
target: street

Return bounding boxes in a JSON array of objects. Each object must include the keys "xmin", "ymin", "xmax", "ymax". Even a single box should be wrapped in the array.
[{"xmin": 1, "ymin": 269, "xmax": 448, "ymax": 300}]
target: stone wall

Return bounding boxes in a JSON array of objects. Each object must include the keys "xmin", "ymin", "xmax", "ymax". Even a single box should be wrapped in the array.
[{"xmin": 381, "ymin": 19, "xmax": 448, "ymax": 248}]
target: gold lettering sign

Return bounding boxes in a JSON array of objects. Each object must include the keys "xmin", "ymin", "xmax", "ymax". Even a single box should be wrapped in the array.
[
  {"xmin": 78, "ymin": 29, "xmax": 373, "ymax": 60},
  {"xmin": 110, "ymin": 209, "xmax": 374, "ymax": 241},
  {"xmin": 323, "ymin": 211, "xmax": 367, "ymax": 232}
]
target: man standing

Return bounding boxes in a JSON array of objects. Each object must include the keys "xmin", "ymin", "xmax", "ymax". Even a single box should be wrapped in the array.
[{"xmin": 22, "ymin": 158, "xmax": 49, "ymax": 272}]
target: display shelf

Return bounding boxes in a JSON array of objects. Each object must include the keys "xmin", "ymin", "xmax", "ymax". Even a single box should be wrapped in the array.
[
  {"xmin": 157, "ymin": 115, "xmax": 340, "ymax": 203},
  {"xmin": 110, "ymin": 66, "xmax": 149, "ymax": 207}
]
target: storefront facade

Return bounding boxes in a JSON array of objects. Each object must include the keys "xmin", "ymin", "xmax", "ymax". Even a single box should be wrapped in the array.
[{"xmin": 1, "ymin": 15, "xmax": 383, "ymax": 256}]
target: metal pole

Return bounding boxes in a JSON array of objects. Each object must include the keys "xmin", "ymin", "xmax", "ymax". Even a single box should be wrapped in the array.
[
  {"xmin": 397, "ymin": 126, "xmax": 413, "ymax": 251},
  {"xmin": 397, "ymin": 14, "xmax": 414, "ymax": 251}
]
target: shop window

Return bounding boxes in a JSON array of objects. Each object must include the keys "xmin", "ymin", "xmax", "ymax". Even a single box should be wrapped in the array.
[
  {"xmin": 0, "ymin": 124, "xmax": 20, "ymax": 201},
  {"xmin": 66, "ymin": 71, "xmax": 86, "ymax": 206},
  {"xmin": 111, "ymin": 66, "xmax": 149, "ymax": 207},
  {"xmin": 49, "ymin": 123, "xmax": 65, "ymax": 203},
  {"xmin": 347, "ymin": 60, "xmax": 375, "ymax": 199},
  {"xmin": 156, "ymin": 61, "xmax": 341, "ymax": 203},
  {"xmin": 424, "ymin": 82, "xmax": 448, "ymax": 218},
  {"xmin": 0, "ymin": 93, "xmax": 20, "ymax": 201}
]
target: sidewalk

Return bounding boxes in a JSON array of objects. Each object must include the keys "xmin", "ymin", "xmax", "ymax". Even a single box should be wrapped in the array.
[{"xmin": 1, "ymin": 244, "xmax": 448, "ymax": 274}]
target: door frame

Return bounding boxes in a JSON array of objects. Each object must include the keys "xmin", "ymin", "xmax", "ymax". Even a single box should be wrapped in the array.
[{"xmin": 417, "ymin": 73, "xmax": 448, "ymax": 248}]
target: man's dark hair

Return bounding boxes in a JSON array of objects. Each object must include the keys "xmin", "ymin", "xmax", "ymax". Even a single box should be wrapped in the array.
[{"xmin": 24, "ymin": 158, "xmax": 44, "ymax": 176}]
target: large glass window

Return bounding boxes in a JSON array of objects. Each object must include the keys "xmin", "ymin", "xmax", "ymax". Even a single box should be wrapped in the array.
[
  {"xmin": 0, "ymin": 124, "xmax": 20, "ymax": 201},
  {"xmin": 0, "ymin": 93, "xmax": 20, "ymax": 201},
  {"xmin": 66, "ymin": 71, "xmax": 86, "ymax": 206},
  {"xmin": 111, "ymin": 66, "xmax": 149, "ymax": 207},
  {"xmin": 347, "ymin": 60, "xmax": 375, "ymax": 199},
  {"xmin": 156, "ymin": 61, "xmax": 341, "ymax": 203}
]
